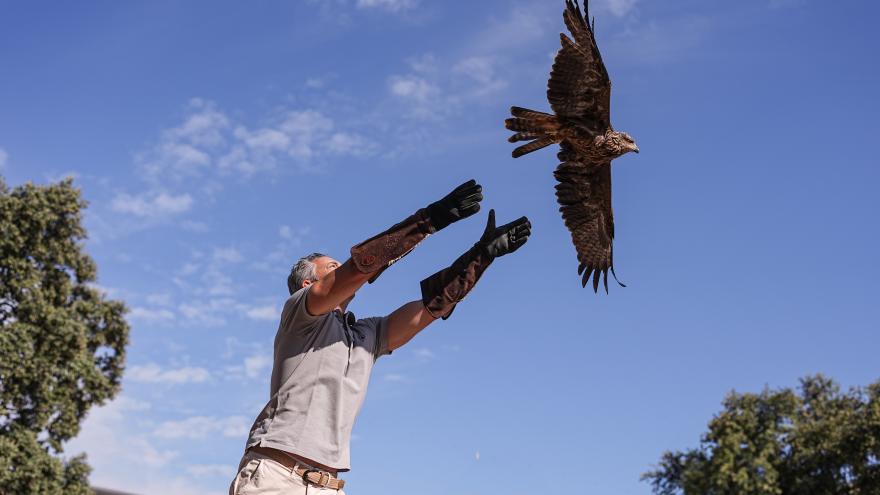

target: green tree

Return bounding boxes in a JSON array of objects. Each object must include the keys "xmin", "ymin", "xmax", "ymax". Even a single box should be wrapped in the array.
[
  {"xmin": 0, "ymin": 177, "xmax": 129, "ymax": 494},
  {"xmin": 643, "ymin": 375, "xmax": 880, "ymax": 495}
]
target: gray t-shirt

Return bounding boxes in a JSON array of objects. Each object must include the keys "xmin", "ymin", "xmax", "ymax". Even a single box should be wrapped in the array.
[{"xmin": 245, "ymin": 286, "xmax": 389, "ymax": 470}]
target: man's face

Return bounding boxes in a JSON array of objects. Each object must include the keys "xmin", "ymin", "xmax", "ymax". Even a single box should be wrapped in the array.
[{"xmin": 305, "ymin": 256, "xmax": 340, "ymax": 287}]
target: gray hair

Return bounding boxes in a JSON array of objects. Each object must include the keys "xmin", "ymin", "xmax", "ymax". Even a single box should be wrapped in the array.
[{"xmin": 287, "ymin": 252, "xmax": 327, "ymax": 295}]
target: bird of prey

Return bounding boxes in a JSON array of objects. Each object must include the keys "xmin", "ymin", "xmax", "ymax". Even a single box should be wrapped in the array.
[{"xmin": 505, "ymin": 0, "xmax": 639, "ymax": 293}]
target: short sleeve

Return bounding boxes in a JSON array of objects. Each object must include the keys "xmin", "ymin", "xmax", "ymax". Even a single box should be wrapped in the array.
[
  {"xmin": 280, "ymin": 286, "xmax": 324, "ymax": 333},
  {"xmin": 353, "ymin": 316, "xmax": 391, "ymax": 360}
]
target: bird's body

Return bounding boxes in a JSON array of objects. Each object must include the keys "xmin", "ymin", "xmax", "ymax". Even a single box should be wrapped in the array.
[{"xmin": 505, "ymin": 0, "xmax": 639, "ymax": 292}]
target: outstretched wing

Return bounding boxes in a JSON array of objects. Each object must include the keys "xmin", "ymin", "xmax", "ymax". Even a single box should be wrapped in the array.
[
  {"xmin": 547, "ymin": 0, "xmax": 611, "ymax": 134},
  {"xmin": 554, "ymin": 147, "xmax": 623, "ymax": 292}
]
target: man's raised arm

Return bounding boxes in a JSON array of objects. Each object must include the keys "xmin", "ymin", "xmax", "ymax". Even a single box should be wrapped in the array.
[
  {"xmin": 383, "ymin": 209, "xmax": 532, "ymax": 352},
  {"xmin": 305, "ymin": 180, "xmax": 484, "ymax": 316}
]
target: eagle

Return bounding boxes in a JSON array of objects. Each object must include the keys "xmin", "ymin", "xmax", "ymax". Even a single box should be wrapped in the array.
[{"xmin": 505, "ymin": 0, "xmax": 639, "ymax": 293}]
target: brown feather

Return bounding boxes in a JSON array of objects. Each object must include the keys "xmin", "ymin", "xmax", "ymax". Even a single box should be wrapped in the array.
[{"xmin": 513, "ymin": 137, "xmax": 556, "ymax": 158}]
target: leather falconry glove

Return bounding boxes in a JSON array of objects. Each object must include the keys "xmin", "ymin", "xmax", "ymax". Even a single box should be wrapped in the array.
[
  {"xmin": 350, "ymin": 179, "xmax": 483, "ymax": 282},
  {"xmin": 420, "ymin": 209, "xmax": 531, "ymax": 319}
]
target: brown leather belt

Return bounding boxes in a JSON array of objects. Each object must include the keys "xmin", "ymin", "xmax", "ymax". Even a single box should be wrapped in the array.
[{"xmin": 248, "ymin": 446, "xmax": 345, "ymax": 490}]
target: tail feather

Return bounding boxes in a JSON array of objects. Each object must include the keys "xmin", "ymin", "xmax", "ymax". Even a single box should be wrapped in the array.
[
  {"xmin": 508, "ymin": 131, "xmax": 543, "ymax": 143},
  {"xmin": 506, "ymin": 106, "xmax": 561, "ymax": 157},
  {"xmin": 505, "ymin": 118, "xmax": 549, "ymax": 133},
  {"xmin": 513, "ymin": 137, "xmax": 555, "ymax": 158},
  {"xmin": 510, "ymin": 106, "xmax": 554, "ymax": 119}
]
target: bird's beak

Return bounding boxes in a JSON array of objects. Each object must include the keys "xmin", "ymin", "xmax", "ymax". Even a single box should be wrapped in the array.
[{"xmin": 633, "ymin": 146, "xmax": 640, "ymax": 154}]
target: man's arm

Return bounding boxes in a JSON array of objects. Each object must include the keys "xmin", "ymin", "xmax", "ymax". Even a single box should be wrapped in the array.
[
  {"xmin": 305, "ymin": 259, "xmax": 373, "ymax": 316},
  {"xmin": 385, "ymin": 301, "xmax": 436, "ymax": 352},
  {"xmin": 383, "ymin": 209, "xmax": 532, "ymax": 352},
  {"xmin": 306, "ymin": 180, "xmax": 483, "ymax": 316}
]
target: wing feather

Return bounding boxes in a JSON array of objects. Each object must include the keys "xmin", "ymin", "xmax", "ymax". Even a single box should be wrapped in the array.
[
  {"xmin": 554, "ymin": 148, "xmax": 622, "ymax": 292},
  {"xmin": 547, "ymin": 0, "xmax": 611, "ymax": 133}
]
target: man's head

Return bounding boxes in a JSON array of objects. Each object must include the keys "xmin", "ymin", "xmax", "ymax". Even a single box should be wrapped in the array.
[{"xmin": 287, "ymin": 253, "xmax": 341, "ymax": 294}]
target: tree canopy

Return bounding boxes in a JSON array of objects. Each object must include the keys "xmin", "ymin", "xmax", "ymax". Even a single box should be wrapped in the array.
[
  {"xmin": 0, "ymin": 176, "xmax": 129, "ymax": 494},
  {"xmin": 643, "ymin": 375, "xmax": 880, "ymax": 495}
]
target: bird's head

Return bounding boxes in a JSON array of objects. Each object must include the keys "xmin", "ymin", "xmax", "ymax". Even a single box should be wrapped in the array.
[{"xmin": 608, "ymin": 131, "xmax": 639, "ymax": 157}]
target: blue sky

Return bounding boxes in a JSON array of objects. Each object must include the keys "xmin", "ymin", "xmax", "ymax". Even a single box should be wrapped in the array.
[{"xmin": 2, "ymin": 0, "xmax": 879, "ymax": 493}]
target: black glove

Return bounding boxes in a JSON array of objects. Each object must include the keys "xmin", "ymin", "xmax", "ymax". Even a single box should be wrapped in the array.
[
  {"xmin": 425, "ymin": 179, "xmax": 483, "ymax": 232},
  {"xmin": 477, "ymin": 209, "xmax": 531, "ymax": 259}
]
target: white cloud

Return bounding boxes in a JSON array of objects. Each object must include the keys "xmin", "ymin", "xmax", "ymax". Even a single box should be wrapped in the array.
[
  {"xmin": 146, "ymin": 293, "xmax": 174, "ymax": 306},
  {"xmin": 126, "ymin": 99, "xmax": 376, "ymax": 207},
  {"xmin": 388, "ymin": 50, "xmax": 509, "ymax": 121},
  {"xmin": 384, "ymin": 373, "xmax": 409, "ymax": 382},
  {"xmin": 472, "ymin": 5, "xmax": 549, "ymax": 55},
  {"xmin": 111, "ymin": 191, "xmax": 193, "ymax": 217},
  {"xmin": 128, "ymin": 363, "xmax": 211, "ymax": 384},
  {"xmin": 154, "ymin": 415, "xmax": 250, "ymax": 440},
  {"xmin": 453, "ymin": 57, "xmax": 507, "ymax": 96},
  {"xmin": 245, "ymin": 305, "xmax": 278, "ymax": 321},
  {"xmin": 596, "ymin": 0, "xmax": 639, "ymax": 17},
  {"xmin": 129, "ymin": 307, "xmax": 175, "ymax": 322},
  {"xmin": 178, "ymin": 299, "xmax": 229, "ymax": 326},
  {"xmin": 186, "ymin": 464, "xmax": 235, "ymax": 478},
  {"xmin": 278, "ymin": 110, "xmax": 334, "ymax": 159},
  {"xmin": 390, "ymin": 75, "xmax": 438, "ymax": 101},
  {"xmin": 244, "ymin": 354, "xmax": 272, "ymax": 379},
  {"xmin": 213, "ymin": 246, "xmax": 244, "ymax": 263},
  {"xmin": 234, "ymin": 126, "xmax": 290, "ymax": 151},
  {"xmin": 173, "ymin": 98, "xmax": 230, "ymax": 147},
  {"xmin": 604, "ymin": 15, "xmax": 712, "ymax": 65},
  {"xmin": 414, "ymin": 347, "xmax": 435, "ymax": 361},
  {"xmin": 356, "ymin": 0, "xmax": 417, "ymax": 12},
  {"xmin": 65, "ymin": 396, "xmax": 210, "ymax": 494},
  {"xmin": 325, "ymin": 132, "xmax": 378, "ymax": 156},
  {"xmin": 0, "ymin": 148, "xmax": 7, "ymax": 170}
]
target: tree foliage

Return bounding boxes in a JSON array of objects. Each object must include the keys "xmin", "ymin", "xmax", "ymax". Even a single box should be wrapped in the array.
[
  {"xmin": 0, "ymin": 177, "xmax": 129, "ymax": 493},
  {"xmin": 644, "ymin": 375, "xmax": 880, "ymax": 495}
]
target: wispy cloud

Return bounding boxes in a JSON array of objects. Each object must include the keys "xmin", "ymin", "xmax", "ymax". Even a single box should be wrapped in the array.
[
  {"xmin": 0, "ymin": 148, "xmax": 8, "ymax": 171},
  {"xmin": 595, "ymin": 0, "xmax": 639, "ymax": 17},
  {"xmin": 245, "ymin": 305, "xmax": 278, "ymax": 321},
  {"xmin": 384, "ymin": 373, "xmax": 410, "ymax": 383},
  {"xmin": 65, "ymin": 396, "xmax": 201, "ymax": 493},
  {"xmin": 138, "ymin": 99, "xmax": 376, "ymax": 184},
  {"xmin": 111, "ymin": 191, "xmax": 194, "ymax": 218},
  {"xmin": 128, "ymin": 363, "xmax": 211, "ymax": 384},
  {"xmin": 388, "ymin": 53, "xmax": 508, "ymax": 121},
  {"xmin": 213, "ymin": 246, "xmax": 244, "ymax": 264},
  {"xmin": 220, "ymin": 339, "xmax": 273, "ymax": 382},
  {"xmin": 186, "ymin": 464, "xmax": 234, "ymax": 478},
  {"xmin": 128, "ymin": 306, "xmax": 176, "ymax": 322},
  {"xmin": 105, "ymin": 98, "xmax": 375, "ymax": 231},
  {"xmin": 154, "ymin": 415, "xmax": 249, "ymax": 440},
  {"xmin": 603, "ymin": 15, "xmax": 714, "ymax": 65},
  {"xmin": 244, "ymin": 354, "xmax": 272, "ymax": 379},
  {"xmin": 413, "ymin": 347, "xmax": 435, "ymax": 361}
]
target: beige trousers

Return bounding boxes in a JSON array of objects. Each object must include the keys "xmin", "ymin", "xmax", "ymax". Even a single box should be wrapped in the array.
[{"xmin": 229, "ymin": 451, "xmax": 346, "ymax": 495}]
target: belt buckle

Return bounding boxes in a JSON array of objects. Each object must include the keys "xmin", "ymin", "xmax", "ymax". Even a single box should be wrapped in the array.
[{"xmin": 302, "ymin": 469, "xmax": 332, "ymax": 488}]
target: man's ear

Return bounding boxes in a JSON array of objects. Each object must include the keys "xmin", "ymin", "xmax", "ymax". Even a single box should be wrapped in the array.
[{"xmin": 302, "ymin": 279, "xmax": 312, "ymax": 288}]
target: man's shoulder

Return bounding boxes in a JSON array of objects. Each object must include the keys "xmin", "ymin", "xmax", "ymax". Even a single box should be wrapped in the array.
[{"xmin": 280, "ymin": 286, "xmax": 330, "ymax": 332}]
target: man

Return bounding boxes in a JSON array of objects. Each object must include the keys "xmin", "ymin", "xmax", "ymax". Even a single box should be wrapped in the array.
[{"xmin": 229, "ymin": 180, "xmax": 531, "ymax": 494}]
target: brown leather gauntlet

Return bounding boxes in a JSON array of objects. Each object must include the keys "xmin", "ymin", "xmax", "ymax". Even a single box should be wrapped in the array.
[
  {"xmin": 350, "ymin": 208, "xmax": 436, "ymax": 282},
  {"xmin": 420, "ymin": 244, "xmax": 493, "ymax": 320}
]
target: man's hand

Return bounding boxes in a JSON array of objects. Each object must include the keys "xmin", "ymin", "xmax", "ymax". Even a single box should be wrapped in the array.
[
  {"xmin": 425, "ymin": 179, "xmax": 483, "ymax": 232},
  {"xmin": 477, "ymin": 209, "xmax": 531, "ymax": 259}
]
